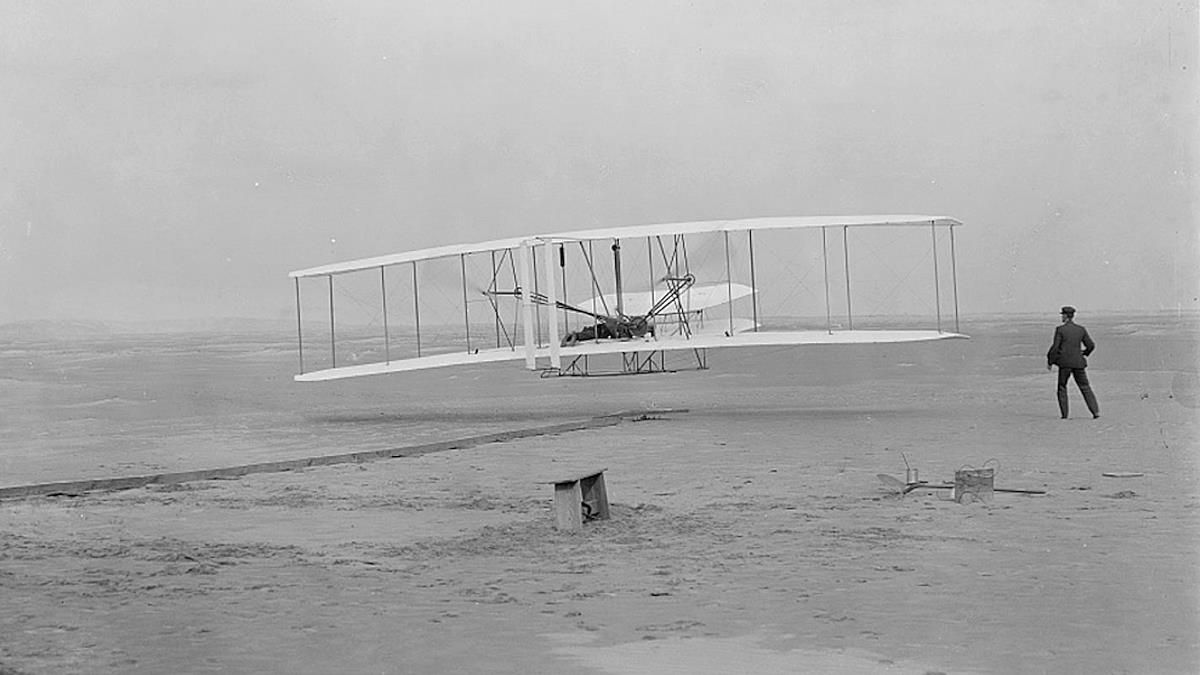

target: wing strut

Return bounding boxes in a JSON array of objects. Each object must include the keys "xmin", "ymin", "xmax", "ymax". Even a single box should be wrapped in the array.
[
  {"xmin": 459, "ymin": 254, "xmax": 471, "ymax": 354},
  {"xmin": 295, "ymin": 278, "xmax": 304, "ymax": 374},
  {"xmin": 328, "ymin": 276, "xmax": 336, "ymax": 368},
  {"xmin": 646, "ymin": 237, "xmax": 655, "ymax": 314},
  {"xmin": 381, "ymin": 266, "xmax": 390, "ymax": 363},
  {"xmin": 931, "ymin": 222, "xmax": 942, "ymax": 333},
  {"xmin": 542, "ymin": 239, "xmax": 561, "ymax": 370},
  {"xmin": 950, "ymin": 225, "xmax": 960, "ymax": 333},
  {"xmin": 412, "ymin": 262, "xmax": 421, "ymax": 358},
  {"xmin": 748, "ymin": 230, "xmax": 759, "ymax": 332},
  {"xmin": 822, "ymin": 228, "xmax": 832, "ymax": 335},
  {"xmin": 843, "ymin": 226, "xmax": 853, "ymax": 330},
  {"xmin": 612, "ymin": 238, "xmax": 624, "ymax": 318},
  {"xmin": 491, "ymin": 250, "xmax": 501, "ymax": 348},
  {"xmin": 559, "ymin": 244, "xmax": 570, "ymax": 337},
  {"xmin": 532, "ymin": 246, "xmax": 542, "ymax": 346},
  {"xmin": 517, "ymin": 242, "xmax": 536, "ymax": 370},
  {"xmin": 724, "ymin": 231, "xmax": 734, "ymax": 336}
]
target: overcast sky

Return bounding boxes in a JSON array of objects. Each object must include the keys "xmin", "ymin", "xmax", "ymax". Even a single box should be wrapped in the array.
[{"xmin": 1, "ymin": 0, "xmax": 1195, "ymax": 323}]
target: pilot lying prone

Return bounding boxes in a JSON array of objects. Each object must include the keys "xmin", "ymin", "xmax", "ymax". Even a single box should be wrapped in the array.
[{"xmin": 561, "ymin": 317, "xmax": 655, "ymax": 346}]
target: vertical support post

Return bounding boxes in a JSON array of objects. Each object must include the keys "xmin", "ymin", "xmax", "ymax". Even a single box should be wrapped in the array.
[
  {"xmin": 517, "ymin": 242, "xmax": 537, "ymax": 370},
  {"xmin": 931, "ymin": 222, "xmax": 942, "ymax": 333},
  {"xmin": 723, "ymin": 230, "xmax": 733, "ymax": 336},
  {"xmin": 491, "ymin": 250, "xmax": 501, "ymax": 348},
  {"xmin": 328, "ymin": 275, "xmax": 336, "ymax": 368},
  {"xmin": 532, "ymin": 246, "xmax": 542, "ymax": 347},
  {"xmin": 950, "ymin": 225, "xmax": 961, "ymax": 333},
  {"xmin": 295, "ymin": 278, "xmax": 304, "ymax": 374},
  {"xmin": 542, "ymin": 239, "xmax": 561, "ymax": 371},
  {"xmin": 822, "ymin": 228, "xmax": 832, "ymax": 334},
  {"xmin": 560, "ymin": 245, "xmax": 569, "ymax": 337},
  {"xmin": 412, "ymin": 262, "xmax": 421, "ymax": 358},
  {"xmin": 747, "ymin": 229, "xmax": 759, "ymax": 332},
  {"xmin": 647, "ymin": 236, "xmax": 655, "ymax": 310},
  {"xmin": 611, "ymin": 238, "xmax": 624, "ymax": 318},
  {"xmin": 588, "ymin": 239, "xmax": 598, "ymax": 341},
  {"xmin": 459, "ymin": 254, "xmax": 471, "ymax": 354},
  {"xmin": 381, "ymin": 266, "xmax": 390, "ymax": 363},
  {"xmin": 843, "ymin": 226, "xmax": 853, "ymax": 330}
]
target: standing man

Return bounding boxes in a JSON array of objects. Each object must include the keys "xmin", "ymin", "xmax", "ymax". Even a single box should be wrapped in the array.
[{"xmin": 1046, "ymin": 306, "xmax": 1100, "ymax": 419}]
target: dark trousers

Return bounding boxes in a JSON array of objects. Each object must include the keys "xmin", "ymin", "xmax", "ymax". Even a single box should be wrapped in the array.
[{"xmin": 1057, "ymin": 367, "xmax": 1099, "ymax": 418}]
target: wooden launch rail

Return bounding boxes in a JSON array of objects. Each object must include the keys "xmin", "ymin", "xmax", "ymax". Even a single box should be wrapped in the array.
[{"xmin": 0, "ymin": 409, "xmax": 683, "ymax": 500}]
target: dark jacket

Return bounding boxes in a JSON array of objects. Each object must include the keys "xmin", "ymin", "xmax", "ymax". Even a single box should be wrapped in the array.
[{"xmin": 1047, "ymin": 321, "xmax": 1095, "ymax": 369}]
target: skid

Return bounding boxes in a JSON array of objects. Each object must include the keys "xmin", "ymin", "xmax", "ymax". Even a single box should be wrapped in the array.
[{"xmin": 543, "ymin": 348, "xmax": 708, "ymax": 377}]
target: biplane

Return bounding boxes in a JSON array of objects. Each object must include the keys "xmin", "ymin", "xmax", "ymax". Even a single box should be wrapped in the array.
[{"xmin": 289, "ymin": 216, "xmax": 966, "ymax": 381}]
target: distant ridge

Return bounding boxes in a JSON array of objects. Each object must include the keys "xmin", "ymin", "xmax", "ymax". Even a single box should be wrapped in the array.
[
  {"xmin": 0, "ymin": 319, "xmax": 116, "ymax": 340},
  {"xmin": 0, "ymin": 317, "xmax": 295, "ymax": 339},
  {"xmin": 119, "ymin": 317, "xmax": 297, "ymax": 334}
]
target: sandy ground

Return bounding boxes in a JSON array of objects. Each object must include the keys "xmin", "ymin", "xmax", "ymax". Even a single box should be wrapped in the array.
[{"xmin": 1, "ymin": 313, "xmax": 1197, "ymax": 674}]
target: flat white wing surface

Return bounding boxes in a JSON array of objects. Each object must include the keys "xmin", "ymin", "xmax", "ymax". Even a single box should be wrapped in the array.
[{"xmin": 295, "ymin": 329, "xmax": 964, "ymax": 381}]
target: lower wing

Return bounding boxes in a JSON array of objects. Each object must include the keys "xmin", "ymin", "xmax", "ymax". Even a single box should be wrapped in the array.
[{"xmin": 294, "ymin": 329, "xmax": 967, "ymax": 382}]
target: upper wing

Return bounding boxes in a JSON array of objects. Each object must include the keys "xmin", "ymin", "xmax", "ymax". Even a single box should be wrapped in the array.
[{"xmin": 289, "ymin": 215, "xmax": 960, "ymax": 279}]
